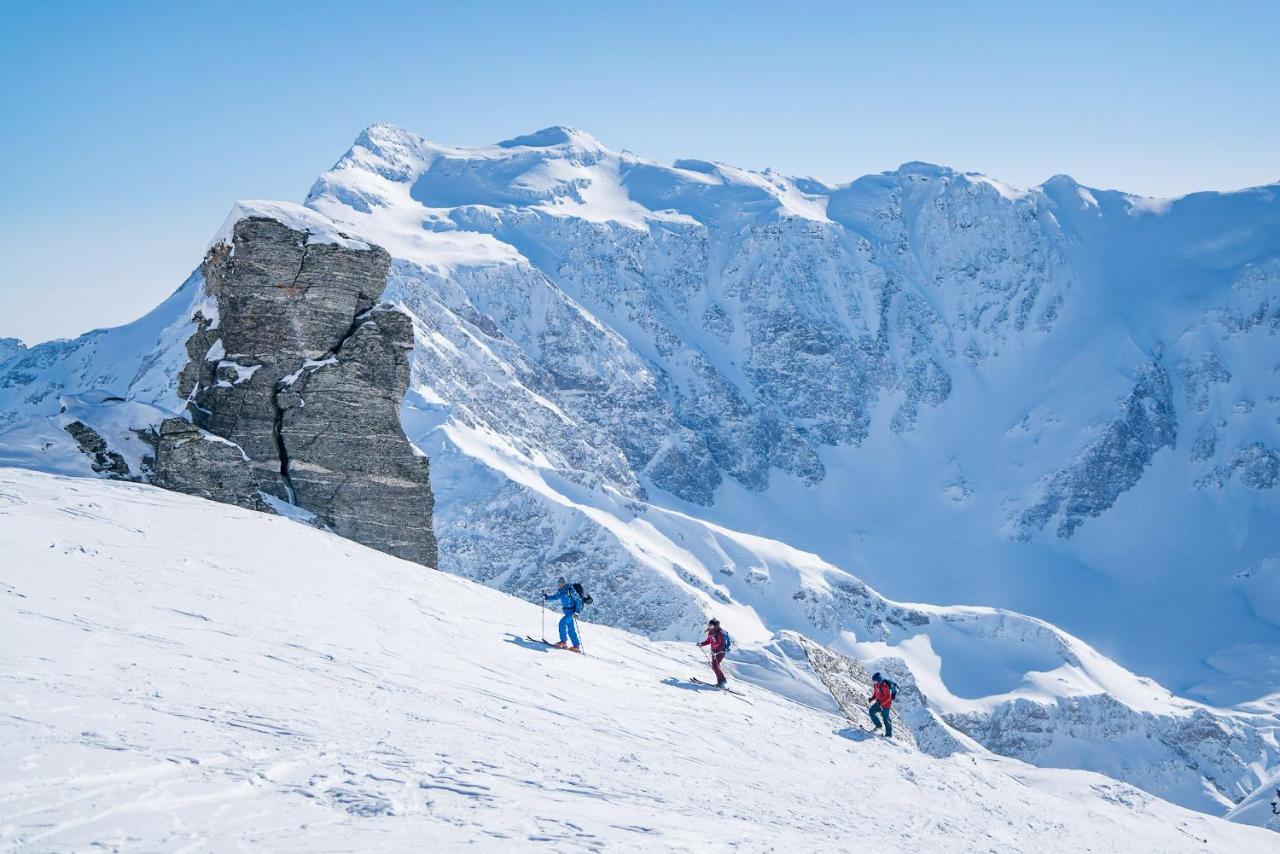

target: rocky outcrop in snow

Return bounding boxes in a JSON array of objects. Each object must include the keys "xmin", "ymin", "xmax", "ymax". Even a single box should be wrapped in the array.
[
  {"xmin": 1200, "ymin": 443, "xmax": 1280, "ymax": 490},
  {"xmin": 1016, "ymin": 359, "xmax": 1177, "ymax": 538},
  {"xmin": 62, "ymin": 420, "xmax": 131, "ymax": 478},
  {"xmin": 796, "ymin": 635, "xmax": 916, "ymax": 749},
  {"xmin": 154, "ymin": 214, "xmax": 437, "ymax": 567}
]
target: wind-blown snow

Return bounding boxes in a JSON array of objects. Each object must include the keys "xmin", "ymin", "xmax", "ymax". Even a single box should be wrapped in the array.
[
  {"xmin": 2, "ymin": 468, "xmax": 1275, "ymax": 851},
  {"xmin": 209, "ymin": 200, "xmax": 370, "ymax": 251}
]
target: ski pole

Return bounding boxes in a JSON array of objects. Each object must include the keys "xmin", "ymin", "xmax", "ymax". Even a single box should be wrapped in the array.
[
  {"xmin": 541, "ymin": 593, "xmax": 546, "ymax": 642},
  {"xmin": 574, "ymin": 614, "xmax": 586, "ymax": 656}
]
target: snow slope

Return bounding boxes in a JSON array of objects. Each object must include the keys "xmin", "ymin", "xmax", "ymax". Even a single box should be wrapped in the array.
[{"xmin": 2, "ymin": 467, "xmax": 1275, "ymax": 851}]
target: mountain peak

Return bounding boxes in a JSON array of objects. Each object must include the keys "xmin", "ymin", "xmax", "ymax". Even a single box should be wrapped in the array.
[
  {"xmin": 0, "ymin": 338, "xmax": 25, "ymax": 365},
  {"xmin": 495, "ymin": 125, "xmax": 603, "ymax": 151},
  {"xmin": 1041, "ymin": 173, "xmax": 1081, "ymax": 189},
  {"xmin": 356, "ymin": 121, "xmax": 422, "ymax": 148},
  {"xmin": 895, "ymin": 161, "xmax": 955, "ymax": 179}
]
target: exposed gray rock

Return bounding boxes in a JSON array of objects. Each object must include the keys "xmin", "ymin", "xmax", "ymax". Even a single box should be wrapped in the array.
[
  {"xmin": 1191, "ymin": 422, "xmax": 1219, "ymax": 462},
  {"xmin": 63, "ymin": 420, "xmax": 130, "ymax": 478},
  {"xmin": 1179, "ymin": 351, "xmax": 1231, "ymax": 414},
  {"xmin": 152, "ymin": 417, "xmax": 270, "ymax": 511},
  {"xmin": 178, "ymin": 219, "xmax": 390, "ymax": 470},
  {"xmin": 795, "ymin": 635, "xmax": 917, "ymax": 749},
  {"xmin": 1018, "ymin": 359, "xmax": 1176, "ymax": 538},
  {"xmin": 1202, "ymin": 443, "xmax": 1280, "ymax": 491},
  {"xmin": 281, "ymin": 307, "xmax": 436, "ymax": 567},
  {"xmin": 858, "ymin": 654, "xmax": 968, "ymax": 757},
  {"xmin": 153, "ymin": 217, "xmax": 437, "ymax": 566}
]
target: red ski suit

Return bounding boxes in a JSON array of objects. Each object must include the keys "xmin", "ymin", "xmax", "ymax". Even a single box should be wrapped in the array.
[
  {"xmin": 872, "ymin": 680, "xmax": 893, "ymax": 709},
  {"xmin": 698, "ymin": 629, "xmax": 728, "ymax": 683}
]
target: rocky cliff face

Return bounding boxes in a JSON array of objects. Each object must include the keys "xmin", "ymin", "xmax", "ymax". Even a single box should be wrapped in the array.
[
  {"xmin": 1016, "ymin": 358, "xmax": 1178, "ymax": 539},
  {"xmin": 945, "ymin": 696, "xmax": 1277, "ymax": 813},
  {"xmin": 155, "ymin": 214, "xmax": 437, "ymax": 567}
]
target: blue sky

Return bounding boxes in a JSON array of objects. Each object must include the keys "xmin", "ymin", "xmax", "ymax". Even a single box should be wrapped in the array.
[{"xmin": 2, "ymin": 0, "xmax": 1277, "ymax": 343}]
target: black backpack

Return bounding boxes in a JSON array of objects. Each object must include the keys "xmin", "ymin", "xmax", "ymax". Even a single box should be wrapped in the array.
[
  {"xmin": 572, "ymin": 582, "xmax": 593, "ymax": 609},
  {"xmin": 886, "ymin": 679, "xmax": 898, "ymax": 700}
]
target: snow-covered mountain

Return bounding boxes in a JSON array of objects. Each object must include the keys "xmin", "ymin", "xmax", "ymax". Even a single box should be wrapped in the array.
[
  {"xmin": 302, "ymin": 123, "xmax": 1280, "ymax": 701},
  {"xmin": 3, "ymin": 468, "xmax": 1277, "ymax": 851},
  {"xmin": 1, "ymin": 124, "xmax": 1278, "ymax": 829}
]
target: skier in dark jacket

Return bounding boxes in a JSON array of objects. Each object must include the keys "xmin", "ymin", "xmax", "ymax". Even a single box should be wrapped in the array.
[
  {"xmin": 697, "ymin": 618, "xmax": 730, "ymax": 687},
  {"xmin": 868, "ymin": 672, "xmax": 894, "ymax": 737},
  {"xmin": 543, "ymin": 576, "xmax": 583, "ymax": 652}
]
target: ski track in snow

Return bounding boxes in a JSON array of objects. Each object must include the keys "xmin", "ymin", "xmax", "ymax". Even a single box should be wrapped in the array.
[{"xmin": 1, "ymin": 469, "xmax": 1274, "ymax": 852}]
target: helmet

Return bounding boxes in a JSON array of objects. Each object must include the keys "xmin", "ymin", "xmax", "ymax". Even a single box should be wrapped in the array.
[
  {"xmin": 557, "ymin": 576, "xmax": 567, "ymax": 585},
  {"xmin": 872, "ymin": 672, "xmax": 882, "ymax": 682}
]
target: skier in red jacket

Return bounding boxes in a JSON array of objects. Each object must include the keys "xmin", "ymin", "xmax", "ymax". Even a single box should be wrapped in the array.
[
  {"xmin": 697, "ymin": 619, "xmax": 731, "ymax": 688},
  {"xmin": 869, "ymin": 672, "xmax": 895, "ymax": 737}
]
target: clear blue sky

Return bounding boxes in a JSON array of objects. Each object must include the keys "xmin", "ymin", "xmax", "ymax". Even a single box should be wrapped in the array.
[{"xmin": 2, "ymin": 0, "xmax": 1277, "ymax": 344}]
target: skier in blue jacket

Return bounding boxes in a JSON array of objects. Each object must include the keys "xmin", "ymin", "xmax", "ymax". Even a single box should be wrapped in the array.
[{"xmin": 543, "ymin": 576, "xmax": 583, "ymax": 652}]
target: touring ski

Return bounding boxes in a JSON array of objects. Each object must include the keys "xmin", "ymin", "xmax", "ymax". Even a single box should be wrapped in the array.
[
  {"xmin": 690, "ymin": 677, "xmax": 745, "ymax": 696},
  {"xmin": 526, "ymin": 636, "xmax": 584, "ymax": 654}
]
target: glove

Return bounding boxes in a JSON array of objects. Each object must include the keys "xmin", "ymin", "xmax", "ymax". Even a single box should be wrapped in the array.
[{"xmin": 541, "ymin": 591, "xmax": 547, "ymax": 600}]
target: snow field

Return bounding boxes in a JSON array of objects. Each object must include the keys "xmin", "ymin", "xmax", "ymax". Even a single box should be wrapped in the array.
[{"xmin": 1, "ymin": 469, "xmax": 1273, "ymax": 852}]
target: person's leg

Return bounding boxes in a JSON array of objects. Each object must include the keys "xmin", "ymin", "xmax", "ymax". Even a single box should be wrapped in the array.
[
  {"xmin": 558, "ymin": 614, "xmax": 570, "ymax": 644},
  {"xmin": 712, "ymin": 652, "xmax": 726, "ymax": 684},
  {"xmin": 566, "ymin": 616, "xmax": 580, "ymax": 648},
  {"xmin": 884, "ymin": 708, "xmax": 893, "ymax": 738},
  {"xmin": 869, "ymin": 702, "xmax": 884, "ymax": 729}
]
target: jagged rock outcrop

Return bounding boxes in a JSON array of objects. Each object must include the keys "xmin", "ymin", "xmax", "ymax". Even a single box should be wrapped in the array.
[
  {"xmin": 154, "ymin": 215, "xmax": 437, "ymax": 567},
  {"xmin": 796, "ymin": 634, "xmax": 917, "ymax": 749},
  {"xmin": 63, "ymin": 420, "xmax": 129, "ymax": 478},
  {"xmin": 279, "ymin": 307, "xmax": 436, "ymax": 563},
  {"xmin": 1017, "ymin": 359, "xmax": 1177, "ymax": 538},
  {"xmin": 1200, "ymin": 442, "xmax": 1280, "ymax": 490},
  {"xmin": 152, "ymin": 417, "xmax": 271, "ymax": 510}
]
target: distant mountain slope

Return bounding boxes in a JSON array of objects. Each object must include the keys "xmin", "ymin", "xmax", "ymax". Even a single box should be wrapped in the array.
[{"xmin": 2, "ymin": 468, "xmax": 1276, "ymax": 849}]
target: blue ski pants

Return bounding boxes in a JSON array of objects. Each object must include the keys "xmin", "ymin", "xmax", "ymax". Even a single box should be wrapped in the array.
[{"xmin": 558, "ymin": 613, "xmax": 580, "ymax": 647}]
